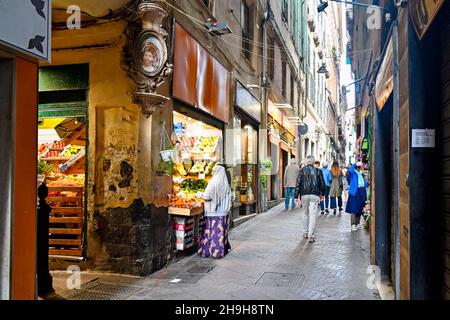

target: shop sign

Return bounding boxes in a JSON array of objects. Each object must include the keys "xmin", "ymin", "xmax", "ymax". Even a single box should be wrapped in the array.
[
  {"xmin": 411, "ymin": 129, "xmax": 435, "ymax": 148},
  {"xmin": 235, "ymin": 81, "xmax": 261, "ymax": 123},
  {"xmin": 409, "ymin": 0, "xmax": 445, "ymax": 40},
  {"xmin": 375, "ymin": 36, "xmax": 393, "ymax": 111},
  {"xmin": 173, "ymin": 23, "xmax": 230, "ymax": 123},
  {"xmin": 0, "ymin": 0, "xmax": 51, "ymax": 62}
]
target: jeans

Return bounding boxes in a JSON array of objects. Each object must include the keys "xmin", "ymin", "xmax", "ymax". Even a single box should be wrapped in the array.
[
  {"xmin": 320, "ymin": 187, "xmax": 330, "ymax": 211},
  {"xmin": 301, "ymin": 195, "xmax": 320, "ymax": 237},
  {"xmin": 285, "ymin": 187, "xmax": 296, "ymax": 209},
  {"xmin": 330, "ymin": 196, "xmax": 343, "ymax": 209}
]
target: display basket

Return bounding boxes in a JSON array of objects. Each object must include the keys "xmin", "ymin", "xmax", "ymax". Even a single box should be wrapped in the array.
[{"xmin": 160, "ymin": 149, "xmax": 176, "ymax": 162}]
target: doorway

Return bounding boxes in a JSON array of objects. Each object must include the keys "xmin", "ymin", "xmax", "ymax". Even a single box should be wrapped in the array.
[{"xmin": 38, "ymin": 64, "xmax": 89, "ymax": 260}]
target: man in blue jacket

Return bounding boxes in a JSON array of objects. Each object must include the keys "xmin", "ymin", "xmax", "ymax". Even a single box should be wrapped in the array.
[{"xmin": 320, "ymin": 161, "xmax": 332, "ymax": 214}]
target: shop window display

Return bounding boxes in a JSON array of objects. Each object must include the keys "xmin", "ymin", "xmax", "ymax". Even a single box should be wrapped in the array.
[
  {"xmin": 232, "ymin": 116, "xmax": 258, "ymax": 216},
  {"xmin": 169, "ymin": 111, "xmax": 223, "ymax": 213}
]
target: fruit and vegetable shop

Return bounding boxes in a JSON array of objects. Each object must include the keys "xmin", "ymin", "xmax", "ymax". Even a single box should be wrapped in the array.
[
  {"xmin": 37, "ymin": 65, "xmax": 88, "ymax": 258},
  {"xmin": 169, "ymin": 109, "xmax": 224, "ymax": 250}
]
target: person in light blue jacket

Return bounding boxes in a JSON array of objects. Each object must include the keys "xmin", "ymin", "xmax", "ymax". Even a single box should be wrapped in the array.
[
  {"xmin": 345, "ymin": 162, "xmax": 368, "ymax": 231},
  {"xmin": 320, "ymin": 161, "xmax": 332, "ymax": 214}
]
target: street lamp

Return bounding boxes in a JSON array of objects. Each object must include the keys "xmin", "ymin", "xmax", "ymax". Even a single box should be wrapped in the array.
[
  {"xmin": 205, "ymin": 20, "xmax": 232, "ymax": 36},
  {"xmin": 341, "ymin": 76, "xmax": 367, "ymax": 94},
  {"xmin": 317, "ymin": 63, "xmax": 330, "ymax": 78}
]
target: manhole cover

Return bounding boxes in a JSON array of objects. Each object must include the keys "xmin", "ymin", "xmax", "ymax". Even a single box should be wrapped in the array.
[
  {"xmin": 88, "ymin": 282, "xmax": 142, "ymax": 296},
  {"xmin": 69, "ymin": 290, "xmax": 124, "ymax": 300},
  {"xmin": 186, "ymin": 264, "xmax": 215, "ymax": 274},
  {"xmin": 254, "ymin": 272, "xmax": 305, "ymax": 288}
]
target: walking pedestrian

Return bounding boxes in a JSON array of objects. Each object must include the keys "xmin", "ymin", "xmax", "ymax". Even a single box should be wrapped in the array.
[
  {"xmin": 329, "ymin": 161, "xmax": 344, "ymax": 215},
  {"xmin": 345, "ymin": 162, "xmax": 368, "ymax": 231},
  {"xmin": 198, "ymin": 165, "xmax": 232, "ymax": 258},
  {"xmin": 320, "ymin": 161, "xmax": 332, "ymax": 214},
  {"xmin": 283, "ymin": 158, "xmax": 300, "ymax": 210},
  {"xmin": 294, "ymin": 155, "xmax": 326, "ymax": 243}
]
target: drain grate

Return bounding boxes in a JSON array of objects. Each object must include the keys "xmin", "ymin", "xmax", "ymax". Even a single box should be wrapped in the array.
[
  {"xmin": 88, "ymin": 282, "xmax": 142, "ymax": 296},
  {"xmin": 186, "ymin": 264, "xmax": 215, "ymax": 274},
  {"xmin": 254, "ymin": 272, "xmax": 305, "ymax": 288},
  {"xmin": 70, "ymin": 290, "xmax": 125, "ymax": 300}
]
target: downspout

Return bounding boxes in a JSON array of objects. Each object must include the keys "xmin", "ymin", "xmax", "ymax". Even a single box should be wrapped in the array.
[
  {"xmin": 301, "ymin": 0, "xmax": 308, "ymax": 163},
  {"xmin": 260, "ymin": 0, "xmax": 270, "ymax": 213},
  {"xmin": 392, "ymin": 18, "xmax": 400, "ymax": 300}
]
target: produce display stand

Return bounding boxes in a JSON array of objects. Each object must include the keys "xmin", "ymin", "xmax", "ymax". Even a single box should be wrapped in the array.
[
  {"xmin": 46, "ymin": 185, "xmax": 84, "ymax": 258},
  {"xmin": 169, "ymin": 206, "xmax": 205, "ymax": 251}
]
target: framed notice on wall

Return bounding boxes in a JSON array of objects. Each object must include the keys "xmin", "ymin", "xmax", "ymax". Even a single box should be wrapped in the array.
[{"xmin": 411, "ymin": 129, "xmax": 435, "ymax": 148}]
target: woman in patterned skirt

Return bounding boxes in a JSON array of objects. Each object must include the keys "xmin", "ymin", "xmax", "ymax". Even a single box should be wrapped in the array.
[{"xmin": 198, "ymin": 165, "xmax": 232, "ymax": 259}]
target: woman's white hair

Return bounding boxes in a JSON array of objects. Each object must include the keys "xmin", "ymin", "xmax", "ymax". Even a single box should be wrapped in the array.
[{"xmin": 306, "ymin": 155, "xmax": 315, "ymax": 165}]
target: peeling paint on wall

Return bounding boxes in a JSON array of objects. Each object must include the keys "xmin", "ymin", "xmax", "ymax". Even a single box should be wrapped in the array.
[{"xmin": 95, "ymin": 105, "xmax": 140, "ymax": 210}]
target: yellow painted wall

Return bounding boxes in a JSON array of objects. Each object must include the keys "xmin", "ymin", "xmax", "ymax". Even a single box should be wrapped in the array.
[{"xmin": 45, "ymin": 21, "xmax": 141, "ymax": 214}]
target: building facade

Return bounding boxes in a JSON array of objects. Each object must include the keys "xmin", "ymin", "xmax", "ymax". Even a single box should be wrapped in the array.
[{"xmin": 348, "ymin": 0, "xmax": 449, "ymax": 299}]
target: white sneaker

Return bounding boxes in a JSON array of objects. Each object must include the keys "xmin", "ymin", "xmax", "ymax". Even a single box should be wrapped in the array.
[{"xmin": 351, "ymin": 225, "xmax": 357, "ymax": 231}]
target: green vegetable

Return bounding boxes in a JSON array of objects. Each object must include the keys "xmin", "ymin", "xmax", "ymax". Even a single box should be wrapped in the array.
[
  {"xmin": 180, "ymin": 179, "xmax": 208, "ymax": 193},
  {"xmin": 38, "ymin": 161, "xmax": 55, "ymax": 176}
]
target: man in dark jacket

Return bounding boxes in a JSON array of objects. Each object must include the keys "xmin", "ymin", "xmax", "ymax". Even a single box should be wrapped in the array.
[{"xmin": 295, "ymin": 155, "xmax": 326, "ymax": 243}]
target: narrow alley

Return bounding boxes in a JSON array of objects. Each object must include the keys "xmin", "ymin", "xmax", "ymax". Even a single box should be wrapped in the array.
[{"xmin": 51, "ymin": 204, "xmax": 380, "ymax": 300}]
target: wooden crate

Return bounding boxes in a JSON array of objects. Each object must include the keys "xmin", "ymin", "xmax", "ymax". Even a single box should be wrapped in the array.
[
  {"xmin": 168, "ymin": 206, "xmax": 203, "ymax": 216},
  {"xmin": 47, "ymin": 186, "xmax": 84, "ymax": 257}
]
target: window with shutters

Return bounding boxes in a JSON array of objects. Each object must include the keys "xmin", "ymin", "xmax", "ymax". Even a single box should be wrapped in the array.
[
  {"xmin": 281, "ymin": 0, "xmax": 288, "ymax": 24},
  {"xmin": 241, "ymin": 1, "xmax": 253, "ymax": 60}
]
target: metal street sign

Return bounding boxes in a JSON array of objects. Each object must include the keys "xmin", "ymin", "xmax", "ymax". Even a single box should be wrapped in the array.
[
  {"xmin": 0, "ymin": 0, "xmax": 51, "ymax": 62},
  {"xmin": 411, "ymin": 129, "xmax": 435, "ymax": 148},
  {"xmin": 409, "ymin": 0, "xmax": 445, "ymax": 40}
]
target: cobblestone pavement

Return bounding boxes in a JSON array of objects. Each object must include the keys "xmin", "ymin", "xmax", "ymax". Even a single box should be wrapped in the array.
[{"xmin": 53, "ymin": 203, "xmax": 380, "ymax": 300}]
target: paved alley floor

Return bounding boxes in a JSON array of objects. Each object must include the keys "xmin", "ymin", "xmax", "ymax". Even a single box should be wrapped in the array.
[{"xmin": 51, "ymin": 203, "xmax": 380, "ymax": 300}]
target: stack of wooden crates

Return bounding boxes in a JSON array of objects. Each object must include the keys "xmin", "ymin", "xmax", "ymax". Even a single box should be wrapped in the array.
[{"xmin": 47, "ymin": 186, "xmax": 84, "ymax": 257}]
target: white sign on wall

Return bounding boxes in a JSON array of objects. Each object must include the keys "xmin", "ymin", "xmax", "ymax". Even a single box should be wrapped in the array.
[
  {"xmin": 0, "ymin": 0, "xmax": 51, "ymax": 62},
  {"xmin": 411, "ymin": 129, "xmax": 435, "ymax": 148}
]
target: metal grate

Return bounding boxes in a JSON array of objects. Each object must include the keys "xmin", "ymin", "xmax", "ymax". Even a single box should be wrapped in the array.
[
  {"xmin": 88, "ymin": 282, "xmax": 142, "ymax": 296},
  {"xmin": 186, "ymin": 264, "xmax": 215, "ymax": 274},
  {"xmin": 254, "ymin": 272, "xmax": 305, "ymax": 288},
  {"xmin": 70, "ymin": 290, "xmax": 124, "ymax": 300}
]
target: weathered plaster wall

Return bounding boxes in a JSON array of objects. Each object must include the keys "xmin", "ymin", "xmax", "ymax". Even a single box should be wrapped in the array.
[{"xmin": 46, "ymin": 20, "xmax": 172, "ymax": 275}]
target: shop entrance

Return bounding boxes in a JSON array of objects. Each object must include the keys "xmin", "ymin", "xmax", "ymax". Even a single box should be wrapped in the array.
[
  {"xmin": 38, "ymin": 64, "xmax": 88, "ymax": 259},
  {"xmin": 232, "ymin": 113, "xmax": 258, "ymax": 216}
]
